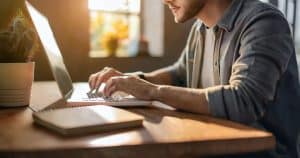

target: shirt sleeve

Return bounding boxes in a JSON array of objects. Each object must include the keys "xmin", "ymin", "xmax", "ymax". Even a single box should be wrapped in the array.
[{"xmin": 205, "ymin": 9, "xmax": 294, "ymax": 124}]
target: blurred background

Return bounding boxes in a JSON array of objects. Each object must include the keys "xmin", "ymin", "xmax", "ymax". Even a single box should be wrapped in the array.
[{"xmin": 2, "ymin": 0, "xmax": 299, "ymax": 82}]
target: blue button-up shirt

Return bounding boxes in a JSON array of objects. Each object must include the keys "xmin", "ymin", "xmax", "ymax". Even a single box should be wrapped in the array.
[{"xmin": 169, "ymin": 0, "xmax": 300, "ymax": 157}]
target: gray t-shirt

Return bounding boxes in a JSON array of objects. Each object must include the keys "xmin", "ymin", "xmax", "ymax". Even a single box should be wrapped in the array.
[{"xmin": 200, "ymin": 27, "xmax": 216, "ymax": 88}]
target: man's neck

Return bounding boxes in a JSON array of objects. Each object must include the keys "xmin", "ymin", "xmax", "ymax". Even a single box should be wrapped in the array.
[{"xmin": 196, "ymin": 0, "xmax": 233, "ymax": 28}]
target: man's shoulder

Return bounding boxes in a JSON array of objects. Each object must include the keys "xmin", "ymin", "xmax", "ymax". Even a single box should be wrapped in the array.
[
  {"xmin": 239, "ymin": 0, "xmax": 285, "ymax": 21},
  {"xmin": 231, "ymin": 0, "xmax": 290, "ymax": 35}
]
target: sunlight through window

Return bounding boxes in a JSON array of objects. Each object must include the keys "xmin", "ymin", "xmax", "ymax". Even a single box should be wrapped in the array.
[{"xmin": 88, "ymin": 0, "xmax": 141, "ymax": 57}]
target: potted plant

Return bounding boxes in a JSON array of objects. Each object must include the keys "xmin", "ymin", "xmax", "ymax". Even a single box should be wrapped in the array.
[{"xmin": 0, "ymin": 0, "xmax": 38, "ymax": 107}]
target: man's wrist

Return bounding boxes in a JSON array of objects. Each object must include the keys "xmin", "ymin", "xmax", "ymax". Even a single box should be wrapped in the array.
[
  {"xmin": 125, "ymin": 71, "xmax": 147, "ymax": 80},
  {"xmin": 150, "ymin": 85, "xmax": 161, "ymax": 101}
]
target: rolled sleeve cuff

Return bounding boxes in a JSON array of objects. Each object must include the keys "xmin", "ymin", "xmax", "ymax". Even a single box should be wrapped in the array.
[{"xmin": 205, "ymin": 86, "xmax": 228, "ymax": 119}]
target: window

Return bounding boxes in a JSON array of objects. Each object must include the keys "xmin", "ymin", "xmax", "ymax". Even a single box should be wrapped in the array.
[{"xmin": 88, "ymin": 0, "xmax": 141, "ymax": 57}]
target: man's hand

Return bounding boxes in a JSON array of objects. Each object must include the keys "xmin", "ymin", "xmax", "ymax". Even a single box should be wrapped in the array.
[
  {"xmin": 103, "ymin": 75, "xmax": 158, "ymax": 101},
  {"xmin": 88, "ymin": 67, "xmax": 124, "ymax": 90}
]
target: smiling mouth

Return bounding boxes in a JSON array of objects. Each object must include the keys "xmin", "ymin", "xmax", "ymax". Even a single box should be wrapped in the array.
[{"xmin": 169, "ymin": 6, "xmax": 180, "ymax": 13}]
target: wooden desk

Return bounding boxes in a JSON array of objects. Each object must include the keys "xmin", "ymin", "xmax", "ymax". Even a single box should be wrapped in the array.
[{"xmin": 0, "ymin": 82, "xmax": 275, "ymax": 158}]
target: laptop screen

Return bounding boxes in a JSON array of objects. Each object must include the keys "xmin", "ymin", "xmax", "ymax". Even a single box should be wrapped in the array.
[{"xmin": 25, "ymin": 1, "xmax": 74, "ymax": 99}]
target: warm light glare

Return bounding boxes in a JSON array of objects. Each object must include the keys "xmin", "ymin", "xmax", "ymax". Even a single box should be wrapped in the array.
[
  {"xmin": 88, "ymin": 0, "xmax": 140, "ymax": 13},
  {"xmin": 88, "ymin": 132, "xmax": 139, "ymax": 146},
  {"xmin": 28, "ymin": 3, "xmax": 61, "ymax": 58},
  {"xmin": 88, "ymin": 0, "xmax": 141, "ymax": 57},
  {"xmin": 88, "ymin": 106, "xmax": 117, "ymax": 122}
]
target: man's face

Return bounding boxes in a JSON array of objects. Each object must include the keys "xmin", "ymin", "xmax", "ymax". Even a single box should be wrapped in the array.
[{"xmin": 164, "ymin": 0, "xmax": 206, "ymax": 23}]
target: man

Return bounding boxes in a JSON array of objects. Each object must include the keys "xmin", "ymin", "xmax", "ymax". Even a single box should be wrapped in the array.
[{"xmin": 89, "ymin": 0, "xmax": 300, "ymax": 157}]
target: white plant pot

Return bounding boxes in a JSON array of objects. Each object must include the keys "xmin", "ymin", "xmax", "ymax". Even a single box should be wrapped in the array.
[{"xmin": 0, "ymin": 62, "xmax": 35, "ymax": 107}]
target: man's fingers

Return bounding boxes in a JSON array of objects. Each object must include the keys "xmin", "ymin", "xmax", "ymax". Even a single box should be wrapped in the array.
[
  {"xmin": 89, "ymin": 68, "xmax": 111, "ymax": 89},
  {"xmin": 88, "ymin": 67, "xmax": 123, "ymax": 90},
  {"xmin": 95, "ymin": 70, "xmax": 114, "ymax": 89},
  {"xmin": 94, "ymin": 73, "xmax": 105, "ymax": 90},
  {"xmin": 104, "ymin": 76, "xmax": 126, "ymax": 96},
  {"xmin": 104, "ymin": 78, "xmax": 115, "ymax": 96},
  {"xmin": 88, "ymin": 75, "xmax": 93, "ymax": 89},
  {"xmin": 107, "ymin": 85, "xmax": 117, "ymax": 97},
  {"xmin": 88, "ymin": 73, "xmax": 97, "ymax": 89}
]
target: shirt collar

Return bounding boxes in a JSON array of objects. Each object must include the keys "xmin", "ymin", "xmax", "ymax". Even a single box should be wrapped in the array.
[
  {"xmin": 217, "ymin": 0, "xmax": 244, "ymax": 32},
  {"xmin": 199, "ymin": 0, "xmax": 244, "ymax": 32}
]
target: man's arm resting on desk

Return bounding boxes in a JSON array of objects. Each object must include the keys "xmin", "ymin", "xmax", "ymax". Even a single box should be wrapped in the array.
[
  {"xmin": 153, "ymin": 85, "xmax": 210, "ymax": 115},
  {"xmin": 142, "ymin": 67, "xmax": 175, "ymax": 85}
]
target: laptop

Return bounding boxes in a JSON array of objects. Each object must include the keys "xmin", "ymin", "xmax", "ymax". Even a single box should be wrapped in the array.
[{"xmin": 25, "ymin": 2, "xmax": 152, "ymax": 108}]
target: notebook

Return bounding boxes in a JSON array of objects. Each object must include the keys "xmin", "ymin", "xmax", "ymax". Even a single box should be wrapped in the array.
[
  {"xmin": 33, "ymin": 105, "xmax": 144, "ymax": 135},
  {"xmin": 25, "ymin": 1, "xmax": 152, "ymax": 110}
]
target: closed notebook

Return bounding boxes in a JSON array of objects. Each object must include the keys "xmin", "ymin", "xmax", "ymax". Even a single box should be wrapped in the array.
[{"xmin": 33, "ymin": 105, "xmax": 143, "ymax": 135}]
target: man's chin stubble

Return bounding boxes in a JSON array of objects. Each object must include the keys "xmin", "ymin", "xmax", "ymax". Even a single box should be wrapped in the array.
[{"xmin": 174, "ymin": 17, "xmax": 190, "ymax": 23}]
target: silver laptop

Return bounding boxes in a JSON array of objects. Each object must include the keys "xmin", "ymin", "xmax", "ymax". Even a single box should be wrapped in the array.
[{"xmin": 25, "ymin": 2, "xmax": 152, "ymax": 107}]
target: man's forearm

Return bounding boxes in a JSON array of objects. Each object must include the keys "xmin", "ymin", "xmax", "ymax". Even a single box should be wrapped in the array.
[
  {"xmin": 144, "ymin": 67, "xmax": 174, "ymax": 85},
  {"xmin": 151, "ymin": 85, "xmax": 210, "ymax": 115}
]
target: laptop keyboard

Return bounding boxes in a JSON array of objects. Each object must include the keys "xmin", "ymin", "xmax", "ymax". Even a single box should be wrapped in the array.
[{"xmin": 86, "ymin": 91, "xmax": 122, "ymax": 102}]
